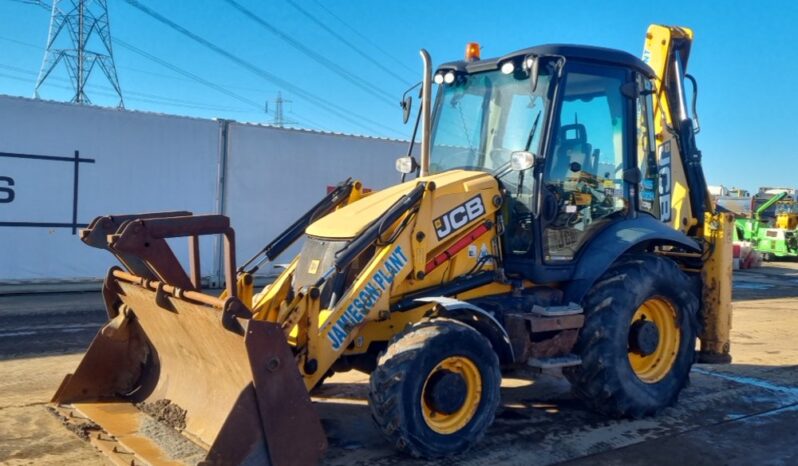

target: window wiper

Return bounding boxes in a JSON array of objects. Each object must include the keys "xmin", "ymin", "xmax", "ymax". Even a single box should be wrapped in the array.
[
  {"xmin": 524, "ymin": 110, "xmax": 542, "ymax": 151},
  {"xmin": 492, "ymin": 110, "xmax": 543, "ymax": 180}
]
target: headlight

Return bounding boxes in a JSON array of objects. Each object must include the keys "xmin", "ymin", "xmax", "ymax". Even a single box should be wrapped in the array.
[
  {"xmin": 395, "ymin": 156, "xmax": 416, "ymax": 174},
  {"xmin": 510, "ymin": 151, "xmax": 535, "ymax": 172}
]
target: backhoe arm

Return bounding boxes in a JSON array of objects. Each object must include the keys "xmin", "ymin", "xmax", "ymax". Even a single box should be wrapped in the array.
[
  {"xmin": 644, "ymin": 24, "xmax": 733, "ymax": 364},
  {"xmin": 644, "ymin": 25, "xmax": 709, "ymax": 233}
]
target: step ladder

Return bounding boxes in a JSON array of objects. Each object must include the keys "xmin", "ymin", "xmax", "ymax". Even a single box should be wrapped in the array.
[{"xmin": 527, "ymin": 354, "xmax": 582, "ymax": 370}]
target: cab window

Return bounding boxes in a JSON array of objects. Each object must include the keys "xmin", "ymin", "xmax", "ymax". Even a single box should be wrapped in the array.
[
  {"xmin": 543, "ymin": 65, "xmax": 629, "ymax": 262},
  {"xmin": 638, "ymin": 76, "xmax": 659, "ymax": 217}
]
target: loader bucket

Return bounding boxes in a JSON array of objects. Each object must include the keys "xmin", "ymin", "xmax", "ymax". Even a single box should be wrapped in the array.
[{"xmin": 52, "ymin": 213, "xmax": 326, "ymax": 465}]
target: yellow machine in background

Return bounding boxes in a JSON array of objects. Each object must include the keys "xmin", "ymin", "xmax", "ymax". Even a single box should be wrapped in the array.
[
  {"xmin": 52, "ymin": 24, "xmax": 731, "ymax": 465},
  {"xmin": 776, "ymin": 206, "xmax": 798, "ymax": 230}
]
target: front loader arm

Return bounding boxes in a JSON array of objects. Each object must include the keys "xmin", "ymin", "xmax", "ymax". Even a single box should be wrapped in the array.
[
  {"xmin": 225, "ymin": 178, "xmax": 366, "ymax": 308},
  {"xmin": 256, "ymin": 182, "xmax": 430, "ymax": 389},
  {"xmin": 253, "ymin": 174, "xmax": 505, "ymax": 390}
]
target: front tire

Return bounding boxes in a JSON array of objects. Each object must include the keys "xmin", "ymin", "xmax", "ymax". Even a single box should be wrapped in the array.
[
  {"xmin": 564, "ymin": 254, "xmax": 699, "ymax": 418},
  {"xmin": 368, "ymin": 319, "xmax": 501, "ymax": 458}
]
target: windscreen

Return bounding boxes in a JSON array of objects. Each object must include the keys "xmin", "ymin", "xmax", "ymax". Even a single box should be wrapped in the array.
[{"xmin": 429, "ymin": 66, "xmax": 552, "ymax": 174}]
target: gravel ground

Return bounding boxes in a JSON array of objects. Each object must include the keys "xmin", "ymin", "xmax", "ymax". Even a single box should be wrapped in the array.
[{"xmin": 1, "ymin": 262, "xmax": 797, "ymax": 465}]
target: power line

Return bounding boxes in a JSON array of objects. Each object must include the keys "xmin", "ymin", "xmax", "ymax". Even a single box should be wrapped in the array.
[
  {"xmin": 0, "ymin": 34, "xmax": 271, "ymax": 102},
  {"xmin": 7, "ymin": 0, "xmax": 406, "ymax": 136},
  {"xmin": 285, "ymin": 0, "xmax": 413, "ymax": 87},
  {"xmin": 0, "ymin": 64, "xmax": 255, "ymax": 112},
  {"xmin": 117, "ymin": 64, "xmax": 272, "ymax": 95},
  {"xmin": 121, "ymin": 0, "xmax": 403, "ymax": 137},
  {"xmin": 0, "ymin": 34, "xmax": 324, "ymax": 130},
  {"xmin": 0, "ymin": 71, "xmax": 252, "ymax": 112},
  {"xmin": 0, "ymin": 32, "xmax": 261, "ymax": 112},
  {"xmin": 311, "ymin": 0, "xmax": 417, "ymax": 75},
  {"xmin": 222, "ymin": 0, "xmax": 396, "ymax": 107},
  {"xmin": 113, "ymin": 38, "xmax": 264, "ymax": 111},
  {"xmin": 8, "ymin": 0, "xmax": 49, "ymax": 10},
  {"xmin": 0, "ymin": 35, "xmax": 43, "ymax": 50}
]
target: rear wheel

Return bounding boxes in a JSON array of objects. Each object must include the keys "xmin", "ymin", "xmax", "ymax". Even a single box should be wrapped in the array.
[
  {"xmin": 564, "ymin": 254, "xmax": 699, "ymax": 418},
  {"xmin": 368, "ymin": 319, "xmax": 501, "ymax": 458}
]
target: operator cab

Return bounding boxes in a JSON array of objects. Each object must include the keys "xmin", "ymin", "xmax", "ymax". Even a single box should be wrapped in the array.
[{"xmin": 428, "ymin": 44, "xmax": 661, "ymax": 282}]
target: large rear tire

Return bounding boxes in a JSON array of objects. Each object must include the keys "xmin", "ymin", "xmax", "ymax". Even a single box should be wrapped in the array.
[
  {"xmin": 564, "ymin": 254, "xmax": 699, "ymax": 418},
  {"xmin": 368, "ymin": 318, "xmax": 501, "ymax": 458}
]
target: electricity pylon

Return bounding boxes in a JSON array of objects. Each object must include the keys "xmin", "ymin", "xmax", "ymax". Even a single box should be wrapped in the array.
[{"xmin": 35, "ymin": 0, "xmax": 124, "ymax": 107}]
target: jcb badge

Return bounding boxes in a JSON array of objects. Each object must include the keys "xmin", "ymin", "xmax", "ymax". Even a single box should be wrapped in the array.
[{"xmin": 434, "ymin": 195, "xmax": 485, "ymax": 239}]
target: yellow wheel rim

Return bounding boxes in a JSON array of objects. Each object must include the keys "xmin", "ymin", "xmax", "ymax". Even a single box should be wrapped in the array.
[
  {"xmin": 421, "ymin": 356, "xmax": 482, "ymax": 434},
  {"xmin": 627, "ymin": 297, "xmax": 681, "ymax": 384}
]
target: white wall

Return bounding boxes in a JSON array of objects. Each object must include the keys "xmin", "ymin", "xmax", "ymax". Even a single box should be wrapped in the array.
[
  {"xmin": 222, "ymin": 122, "xmax": 407, "ymax": 278},
  {"xmin": 0, "ymin": 95, "xmax": 409, "ymax": 284}
]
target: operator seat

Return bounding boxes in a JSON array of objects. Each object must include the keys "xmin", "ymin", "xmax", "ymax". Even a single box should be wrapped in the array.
[{"xmin": 548, "ymin": 123, "xmax": 592, "ymax": 181}]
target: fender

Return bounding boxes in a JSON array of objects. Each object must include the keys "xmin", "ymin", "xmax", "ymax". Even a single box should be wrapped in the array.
[
  {"xmin": 416, "ymin": 296, "xmax": 515, "ymax": 364},
  {"xmin": 564, "ymin": 215, "xmax": 701, "ymax": 304}
]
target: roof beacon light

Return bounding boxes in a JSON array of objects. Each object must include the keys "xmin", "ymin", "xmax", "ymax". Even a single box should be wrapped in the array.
[{"xmin": 465, "ymin": 42, "xmax": 480, "ymax": 61}]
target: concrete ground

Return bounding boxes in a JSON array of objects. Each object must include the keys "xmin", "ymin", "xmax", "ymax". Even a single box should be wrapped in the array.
[{"xmin": 1, "ymin": 262, "xmax": 797, "ymax": 465}]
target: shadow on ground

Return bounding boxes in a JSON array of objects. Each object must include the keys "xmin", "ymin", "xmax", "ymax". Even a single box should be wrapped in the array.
[{"xmin": 313, "ymin": 363, "xmax": 798, "ymax": 466}]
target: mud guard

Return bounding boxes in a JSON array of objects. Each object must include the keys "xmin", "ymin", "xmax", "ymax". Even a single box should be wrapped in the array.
[
  {"xmin": 417, "ymin": 296, "xmax": 515, "ymax": 364},
  {"xmin": 564, "ymin": 215, "xmax": 701, "ymax": 304}
]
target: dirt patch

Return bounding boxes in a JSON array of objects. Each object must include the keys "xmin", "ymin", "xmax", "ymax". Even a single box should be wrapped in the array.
[
  {"xmin": 139, "ymin": 416, "xmax": 206, "ymax": 464},
  {"xmin": 45, "ymin": 405, "xmax": 100, "ymax": 440},
  {"xmin": 0, "ymin": 405, "xmax": 106, "ymax": 466},
  {"xmin": 136, "ymin": 399, "xmax": 187, "ymax": 431}
]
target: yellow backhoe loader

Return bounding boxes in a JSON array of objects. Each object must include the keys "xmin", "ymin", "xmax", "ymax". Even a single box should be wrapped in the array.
[{"xmin": 51, "ymin": 24, "xmax": 733, "ymax": 465}]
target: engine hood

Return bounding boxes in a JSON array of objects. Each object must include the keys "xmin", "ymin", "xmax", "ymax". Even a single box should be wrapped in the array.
[{"xmin": 305, "ymin": 170, "xmax": 498, "ymax": 239}]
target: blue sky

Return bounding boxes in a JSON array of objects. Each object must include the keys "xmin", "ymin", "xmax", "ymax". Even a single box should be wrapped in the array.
[{"xmin": 0, "ymin": 0, "xmax": 796, "ymax": 191}]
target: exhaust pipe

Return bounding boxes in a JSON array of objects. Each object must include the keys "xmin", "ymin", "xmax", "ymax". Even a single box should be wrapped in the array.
[{"xmin": 419, "ymin": 48, "xmax": 432, "ymax": 177}]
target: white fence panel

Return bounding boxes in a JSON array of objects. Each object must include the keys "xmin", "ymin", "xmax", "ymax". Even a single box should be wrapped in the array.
[
  {"xmin": 0, "ymin": 96, "xmax": 412, "ymax": 286},
  {"xmin": 223, "ymin": 122, "xmax": 409, "ymax": 278},
  {"xmin": 0, "ymin": 96, "xmax": 221, "ymax": 282}
]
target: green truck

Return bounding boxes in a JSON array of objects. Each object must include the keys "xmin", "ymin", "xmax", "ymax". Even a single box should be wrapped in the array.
[{"xmin": 735, "ymin": 191, "xmax": 798, "ymax": 259}]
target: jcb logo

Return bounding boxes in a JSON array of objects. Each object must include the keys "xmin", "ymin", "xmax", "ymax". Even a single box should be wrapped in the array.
[
  {"xmin": 658, "ymin": 142, "xmax": 672, "ymax": 223},
  {"xmin": 434, "ymin": 195, "xmax": 485, "ymax": 239}
]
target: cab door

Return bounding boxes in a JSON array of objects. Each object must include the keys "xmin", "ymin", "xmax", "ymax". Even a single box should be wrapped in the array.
[{"xmin": 540, "ymin": 63, "xmax": 634, "ymax": 263}]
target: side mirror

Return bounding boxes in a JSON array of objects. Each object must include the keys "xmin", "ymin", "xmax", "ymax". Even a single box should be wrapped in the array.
[
  {"xmin": 525, "ymin": 55, "xmax": 539, "ymax": 93},
  {"xmin": 510, "ymin": 151, "xmax": 535, "ymax": 171},
  {"xmin": 395, "ymin": 156, "xmax": 417, "ymax": 174},
  {"xmin": 401, "ymin": 95, "xmax": 413, "ymax": 124}
]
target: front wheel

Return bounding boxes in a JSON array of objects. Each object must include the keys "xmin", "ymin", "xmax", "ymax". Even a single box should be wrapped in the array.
[
  {"xmin": 564, "ymin": 254, "xmax": 699, "ymax": 418},
  {"xmin": 368, "ymin": 319, "xmax": 501, "ymax": 458}
]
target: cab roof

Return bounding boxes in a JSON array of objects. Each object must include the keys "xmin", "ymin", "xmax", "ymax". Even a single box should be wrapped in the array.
[{"xmin": 438, "ymin": 44, "xmax": 656, "ymax": 79}]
